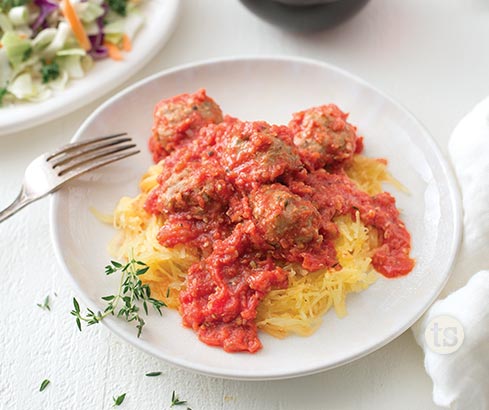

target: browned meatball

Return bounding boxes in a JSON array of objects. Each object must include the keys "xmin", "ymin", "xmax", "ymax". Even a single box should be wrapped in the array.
[
  {"xmin": 149, "ymin": 89, "xmax": 223, "ymax": 162},
  {"xmin": 145, "ymin": 161, "xmax": 233, "ymax": 218},
  {"xmin": 250, "ymin": 183, "xmax": 321, "ymax": 249},
  {"xmin": 214, "ymin": 120, "xmax": 303, "ymax": 189},
  {"xmin": 289, "ymin": 104, "xmax": 358, "ymax": 169}
]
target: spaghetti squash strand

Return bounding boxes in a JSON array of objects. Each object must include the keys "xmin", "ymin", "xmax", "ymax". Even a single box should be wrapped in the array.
[{"xmin": 110, "ymin": 156, "xmax": 393, "ymax": 339}]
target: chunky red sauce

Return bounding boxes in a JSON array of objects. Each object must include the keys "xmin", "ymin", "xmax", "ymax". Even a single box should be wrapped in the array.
[{"xmin": 145, "ymin": 89, "xmax": 414, "ymax": 353}]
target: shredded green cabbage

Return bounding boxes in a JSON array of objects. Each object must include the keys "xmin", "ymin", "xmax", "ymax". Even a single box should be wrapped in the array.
[{"xmin": 1, "ymin": 31, "xmax": 31, "ymax": 67}]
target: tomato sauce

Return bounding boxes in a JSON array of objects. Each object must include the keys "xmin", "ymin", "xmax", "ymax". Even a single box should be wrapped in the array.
[{"xmin": 145, "ymin": 90, "xmax": 414, "ymax": 353}]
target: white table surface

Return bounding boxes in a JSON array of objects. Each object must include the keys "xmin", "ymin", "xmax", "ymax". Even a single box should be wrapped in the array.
[{"xmin": 1, "ymin": 0, "xmax": 485, "ymax": 408}]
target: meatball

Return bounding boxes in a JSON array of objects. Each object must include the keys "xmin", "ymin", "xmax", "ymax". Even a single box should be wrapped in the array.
[
  {"xmin": 145, "ymin": 161, "xmax": 233, "ymax": 218},
  {"xmin": 214, "ymin": 120, "xmax": 303, "ymax": 189},
  {"xmin": 149, "ymin": 89, "xmax": 223, "ymax": 162},
  {"xmin": 289, "ymin": 104, "xmax": 358, "ymax": 169},
  {"xmin": 250, "ymin": 184, "xmax": 321, "ymax": 249}
]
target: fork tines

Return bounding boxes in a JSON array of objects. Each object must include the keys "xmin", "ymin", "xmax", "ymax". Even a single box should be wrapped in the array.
[{"xmin": 47, "ymin": 133, "xmax": 140, "ymax": 177}]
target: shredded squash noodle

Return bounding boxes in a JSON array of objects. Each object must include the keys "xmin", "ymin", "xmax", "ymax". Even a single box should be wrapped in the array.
[{"xmin": 109, "ymin": 156, "xmax": 397, "ymax": 338}]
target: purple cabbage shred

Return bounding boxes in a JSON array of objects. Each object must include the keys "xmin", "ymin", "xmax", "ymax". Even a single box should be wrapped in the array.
[
  {"xmin": 31, "ymin": 0, "xmax": 59, "ymax": 33},
  {"xmin": 89, "ymin": 3, "xmax": 109, "ymax": 58}
]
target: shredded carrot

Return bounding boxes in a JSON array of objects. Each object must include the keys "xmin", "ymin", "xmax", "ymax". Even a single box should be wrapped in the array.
[
  {"xmin": 122, "ymin": 34, "xmax": 132, "ymax": 52},
  {"xmin": 62, "ymin": 0, "xmax": 91, "ymax": 51},
  {"xmin": 104, "ymin": 41, "xmax": 123, "ymax": 61}
]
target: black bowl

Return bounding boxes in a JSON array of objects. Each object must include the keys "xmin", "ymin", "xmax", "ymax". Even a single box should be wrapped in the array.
[{"xmin": 240, "ymin": 0, "xmax": 369, "ymax": 32}]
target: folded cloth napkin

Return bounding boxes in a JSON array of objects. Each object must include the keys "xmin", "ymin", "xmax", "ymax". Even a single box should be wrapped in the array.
[{"xmin": 411, "ymin": 97, "xmax": 489, "ymax": 409}]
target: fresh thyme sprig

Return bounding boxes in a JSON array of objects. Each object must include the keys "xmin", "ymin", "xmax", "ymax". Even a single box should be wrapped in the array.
[
  {"xmin": 37, "ymin": 295, "xmax": 51, "ymax": 311},
  {"xmin": 70, "ymin": 258, "xmax": 166, "ymax": 337},
  {"xmin": 170, "ymin": 391, "xmax": 188, "ymax": 407},
  {"xmin": 113, "ymin": 393, "xmax": 126, "ymax": 407}
]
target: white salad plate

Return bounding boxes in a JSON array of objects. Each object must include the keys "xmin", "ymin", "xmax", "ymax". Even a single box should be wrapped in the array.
[
  {"xmin": 0, "ymin": 0, "xmax": 181, "ymax": 136},
  {"xmin": 50, "ymin": 56, "xmax": 462, "ymax": 380}
]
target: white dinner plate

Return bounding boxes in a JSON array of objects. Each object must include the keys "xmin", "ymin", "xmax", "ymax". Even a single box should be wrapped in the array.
[
  {"xmin": 50, "ymin": 56, "xmax": 462, "ymax": 380},
  {"xmin": 0, "ymin": 0, "xmax": 181, "ymax": 136}
]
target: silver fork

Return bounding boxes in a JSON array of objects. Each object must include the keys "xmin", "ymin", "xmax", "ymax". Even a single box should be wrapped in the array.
[{"xmin": 0, "ymin": 133, "xmax": 140, "ymax": 223}]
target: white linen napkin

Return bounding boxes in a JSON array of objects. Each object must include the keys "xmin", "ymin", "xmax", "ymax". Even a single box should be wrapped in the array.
[{"xmin": 411, "ymin": 97, "xmax": 489, "ymax": 409}]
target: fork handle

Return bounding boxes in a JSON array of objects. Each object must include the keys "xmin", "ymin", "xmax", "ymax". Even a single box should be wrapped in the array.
[{"xmin": 0, "ymin": 188, "xmax": 34, "ymax": 223}]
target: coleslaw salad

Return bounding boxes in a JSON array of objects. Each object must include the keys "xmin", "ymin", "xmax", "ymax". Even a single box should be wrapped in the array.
[{"xmin": 0, "ymin": 0, "xmax": 144, "ymax": 106}]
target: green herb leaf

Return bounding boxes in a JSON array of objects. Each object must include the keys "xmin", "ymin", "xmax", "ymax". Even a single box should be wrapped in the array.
[
  {"xmin": 145, "ymin": 371, "xmax": 162, "ymax": 377},
  {"xmin": 111, "ymin": 260, "xmax": 123, "ymax": 268},
  {"xmin": 39, "ymin": 379, "xmax": 50, "ymax": 392},
  {"xmin": 41, "ymin": 60, "xmax": 60, "ymax": 84},
  {"xmin": 0, "ymin": 88, "xmax": 8, "ymax": 107},
  {"xmin": 101, "ymin": 295, "xmax": 115, "ymax": 301},
  {"xmin": 37, "ymin": 295, "xmax": 51, "ymax": 311},
  {"xmin": 112, "ymin": 393, "xmax": 126, "ymax": 406},
  {"xmin": 136, "ymin": 266, "xmax": 149, "ymax": 275},
  {"xmin": 73, "ymin": 297, "xmax": 80, "ymax": 313},
  {"xmin": 107, "ymin": 0, "xmax": 127, "ymax": 16},
  {"xmin": 170, "ymin": 391, "xmax": 187, "ymax": 407}
]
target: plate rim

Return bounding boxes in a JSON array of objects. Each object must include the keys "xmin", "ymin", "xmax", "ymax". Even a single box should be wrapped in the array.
[
  {"xmin": 50, "ymin": 55, "xmax": 463, "ymax": 380},
  {"xmin": 0, "ymin": 0, "xmax": 181, "ymax": 136}
]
